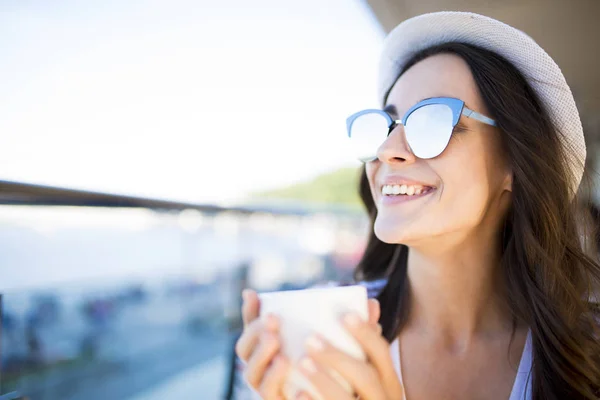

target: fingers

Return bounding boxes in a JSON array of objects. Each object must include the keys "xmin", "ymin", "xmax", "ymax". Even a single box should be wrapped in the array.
[
  {"xmin": 259, "ymin": 355, "xmax": 289, "ymax": 400},
  {"xmin": 244, "ymin": 331, "xmax": 282, "ymax": 390},
  {"xmin": 303, "ymin": 335, "xmax": 387, "ymax": 400},
  {"xmin": 242, "ymin": 289, "xmax": 260, "ymax": 327},
  {"xmin": 235, "ymin": 314, "xmax": 279, "ymax": 362},
  {"xmin": 297, "ymin": 357, "xmax": 357, "ymax": 400},
  {"xmin": 368, "ymin": 298, "xmax": 381, "ymax": 326},
  {"xmin": 342, "ymin": 314, "xmax": 403, "ymax": 396},
  {"xmin": 236, "ymin": 289, "xmax": 264, "ymax": 363}
]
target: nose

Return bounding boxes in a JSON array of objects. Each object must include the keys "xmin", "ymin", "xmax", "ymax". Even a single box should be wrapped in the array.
[{"xmin": 376, "ymin": 123, "xmax": 417, "ymax": 165}]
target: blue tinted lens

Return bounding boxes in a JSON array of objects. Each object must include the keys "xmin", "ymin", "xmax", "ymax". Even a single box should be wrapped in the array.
[
  {"xmin": 348, "ymin": 111, "xmax": 389, "ymax": 162},
  {"xmin": 404, "ymin": 104, "xmax": 454, "ymax": 159}
]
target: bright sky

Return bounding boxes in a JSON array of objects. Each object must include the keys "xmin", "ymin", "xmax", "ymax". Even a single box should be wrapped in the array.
[{"xmin": 0, "ymin": 0, "xmax": 384, "ymax": 204}]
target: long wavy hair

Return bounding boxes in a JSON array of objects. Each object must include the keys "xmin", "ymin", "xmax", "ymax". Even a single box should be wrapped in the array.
[{"xmin": 353, "ymin": 43, "xmax": 600, "ymax": 399}]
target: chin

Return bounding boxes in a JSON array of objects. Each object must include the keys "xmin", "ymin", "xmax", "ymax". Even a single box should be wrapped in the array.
[{"xmin": 373, "ymin": 216, "xmax": 414, "ymax": 244}]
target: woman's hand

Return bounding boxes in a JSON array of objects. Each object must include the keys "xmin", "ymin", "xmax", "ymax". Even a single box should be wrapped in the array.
[
  {"xmin": 235, "ymin": 289, "xmax": 290, "ymax": 400},
  {"xmin": 235, "ymin": 289, "xmax": 384, "ymax": 400},
  {"xmin": 296, "ymin": 301, "xmax": 404, "ymax": 400}
]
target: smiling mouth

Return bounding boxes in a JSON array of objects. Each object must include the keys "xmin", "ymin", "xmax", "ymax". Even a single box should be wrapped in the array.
[{"xmin": 381, "ymin": 184, "xmax": 435, "ymax": 197}]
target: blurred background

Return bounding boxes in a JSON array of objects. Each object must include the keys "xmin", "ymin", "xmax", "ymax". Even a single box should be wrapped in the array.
[{"xmin": 0, "ymin": 0, "xmax": 598, "ymax": 399}]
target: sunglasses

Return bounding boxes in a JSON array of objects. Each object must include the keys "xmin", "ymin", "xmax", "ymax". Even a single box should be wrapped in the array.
[{"xmin": 346, "ymin": 97, "xmax": 497, "ymax": 162}]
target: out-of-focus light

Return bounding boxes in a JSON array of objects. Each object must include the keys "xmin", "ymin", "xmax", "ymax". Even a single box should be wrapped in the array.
[
  {"xmin": 248, "ymin": 212, "xmax": 277, "ymax": 232},
  {"xmin": 249, "ymin": 254, "xmax": 287, "ymax": 290},
  {"xmin": 177, "ymin": 209, "xmax": 205, "ymax": 233},
  {"xmin": 298, "ymin": 220, "xmax": 336, "ymax": 255},
  {"xmin": 213, "ymin": 212, "xmax": 241, "ymax": 238},
  {"xmin": 290, "ymin": 255, "xmax": 325, "ymax": 284}
]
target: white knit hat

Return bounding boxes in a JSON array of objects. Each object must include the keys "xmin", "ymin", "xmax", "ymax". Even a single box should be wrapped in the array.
[{"xmin": 378, "ymin": 11, "xmax": 586, "ymax": 194}]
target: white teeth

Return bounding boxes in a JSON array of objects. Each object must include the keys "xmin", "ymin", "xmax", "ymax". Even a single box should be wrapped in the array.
[{"xmin": 381, "ymin": 184, "xmax": 429, "ymax": 196}]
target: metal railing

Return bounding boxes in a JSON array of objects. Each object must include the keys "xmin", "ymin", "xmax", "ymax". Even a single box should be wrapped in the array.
[{"xmin": 0, "ymin": 179, "xmax": 365, "ymax": 399}]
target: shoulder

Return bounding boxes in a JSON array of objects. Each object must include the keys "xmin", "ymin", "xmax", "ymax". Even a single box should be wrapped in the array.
[{"xmin": 311, "ymin": 278, "xmax": 388, "ymax": 299}]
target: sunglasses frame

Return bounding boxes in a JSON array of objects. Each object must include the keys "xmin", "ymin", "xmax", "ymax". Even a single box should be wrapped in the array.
[{"xmin": 346, "ymin": 97, "xmax": 497, "ymax": 160}]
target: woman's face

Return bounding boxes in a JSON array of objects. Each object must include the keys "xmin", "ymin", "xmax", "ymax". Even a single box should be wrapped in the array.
[{"xmin": 366, "ymin": 53, "xmax": 512, "ymax": 246}]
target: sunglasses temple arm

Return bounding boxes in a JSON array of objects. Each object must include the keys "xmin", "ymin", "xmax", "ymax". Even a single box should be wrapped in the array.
[{"xmin": 462, "ymin": 107, "xmax": 497, "ymax": 127}]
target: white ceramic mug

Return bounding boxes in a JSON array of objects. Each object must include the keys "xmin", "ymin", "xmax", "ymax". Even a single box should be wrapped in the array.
[{"xmin": 259, "ymin": 285, "xmax": 369, "ymax": 400}]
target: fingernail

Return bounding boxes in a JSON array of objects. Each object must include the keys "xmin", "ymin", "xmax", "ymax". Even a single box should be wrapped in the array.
[
  {"xmin": 305, "ymin": 335, "xmax": 324, "ymax": 351},
  {"xmin": 369, "ymin": 298, "xmax": 380, "ymax": 306},
  {"xmin": 296, "ymin": 393, "xmax": 311, "ymax": 400},
  {"xmin": 266, "ymin": 314, "xmax": 279, "ymax": 331},
  {"xmin": 300, "ymin": 357, "xmax": 317, "ymax": 374},
  {"xmin": 343, "ymin": 313, "xmax": 361, "ymax": 327}
]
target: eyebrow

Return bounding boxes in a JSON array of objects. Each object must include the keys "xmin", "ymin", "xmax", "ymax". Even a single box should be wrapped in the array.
[{"xmin": 383, "ymin": 104, "xmax": 398, "ymax": 117}]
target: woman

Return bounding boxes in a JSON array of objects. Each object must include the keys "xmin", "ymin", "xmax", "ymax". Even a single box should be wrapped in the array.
[{"xmin": 235, "ymin": 12, "xmax": 600, "ymax": 400}]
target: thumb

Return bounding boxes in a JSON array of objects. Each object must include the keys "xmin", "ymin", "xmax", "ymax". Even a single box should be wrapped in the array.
[{"xmin": 241, "ymin": 289, "xmax": 260, "ymax": 327}]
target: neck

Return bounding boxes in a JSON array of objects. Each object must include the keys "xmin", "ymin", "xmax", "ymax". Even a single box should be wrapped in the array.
[{"xmin": 404, "ymin": 228, "xmax": 513, "ymax": 345}]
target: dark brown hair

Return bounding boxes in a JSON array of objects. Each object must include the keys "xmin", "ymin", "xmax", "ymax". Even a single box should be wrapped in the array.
[{"xmin": 354, "ymin": 43, "xmax": 600, "ymax": 399}]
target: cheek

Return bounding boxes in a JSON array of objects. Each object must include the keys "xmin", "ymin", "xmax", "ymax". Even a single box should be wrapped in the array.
[
  {"xmin": 440, "ymin": 169, "xmax": 490, "ymax": 228},
  {"xmin": 365, "ymin": 163, "xmax": 378, "ymax": 199},
  {"xmin": 433, "ymin": 149, "xmax": 493, "ymax": 228}
]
